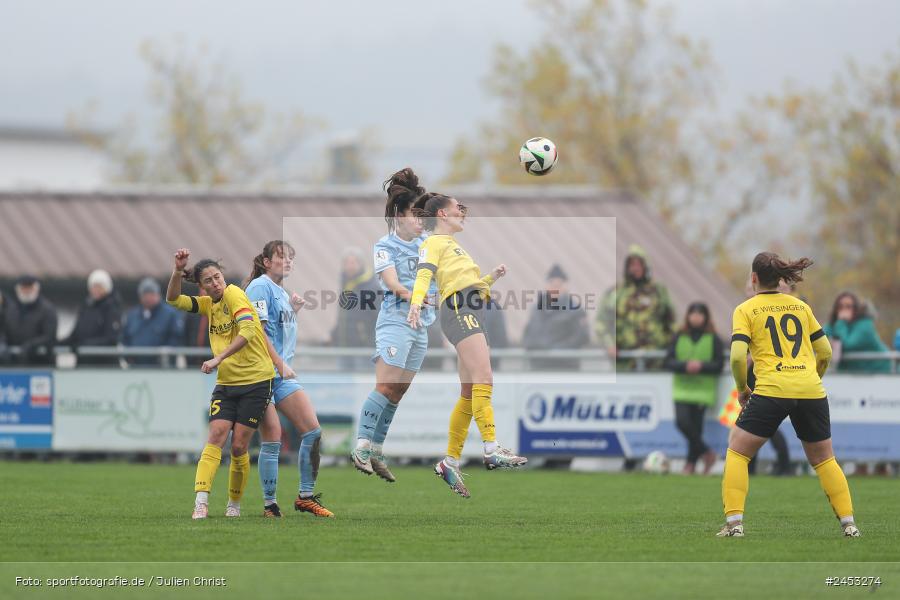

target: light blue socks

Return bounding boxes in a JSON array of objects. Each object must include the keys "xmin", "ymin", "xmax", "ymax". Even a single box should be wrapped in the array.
[
  {"xmin": 258, "ymin": 441, "xmax": 281, "ymax": 503},
  {"xmin": 298, "ymin": 427, "xmax": 322, "ymax": 496}
]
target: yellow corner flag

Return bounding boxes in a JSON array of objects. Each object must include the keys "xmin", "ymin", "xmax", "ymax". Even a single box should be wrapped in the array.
[{"xmin": 719, "ymin": 387, "xmax": 742, "ymax": 428}]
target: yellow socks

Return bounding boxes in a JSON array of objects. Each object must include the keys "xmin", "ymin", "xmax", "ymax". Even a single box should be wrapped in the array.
[
  {"xmin": 722, "ymin": 448, "xmax": 751, "ymax": 519},
  {"xmin": 194, "ymin": 443, "xmax": 222, "ymax": 493},
  {"xmin": 471, "ymin": 383, "xmax": 496, "ymax": 443},
  {"xmin": 446, "ymin": 396, "xmax": 473, "ymax": 459},
  {"xmin": 228, "ymin": 452, "xmax": 251, "ymax": 503},
  {"xmin": 814, "ymin": 457, "xmax": 854, "ymax": 521}
]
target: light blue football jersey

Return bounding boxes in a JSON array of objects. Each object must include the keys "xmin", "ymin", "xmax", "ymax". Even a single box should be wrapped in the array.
[
  {"xmin": 245, "ymin": 274, "xmax": 297, "ymax": 364},
  {"xmin": 373, "ymin": 233, "xmax": 436, "ymax": 326}
]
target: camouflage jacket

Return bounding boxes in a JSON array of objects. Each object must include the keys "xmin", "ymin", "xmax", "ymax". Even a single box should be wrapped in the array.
[{"xmin": 595, "ymin": 281, "xmax": 675, "ymax": 351}]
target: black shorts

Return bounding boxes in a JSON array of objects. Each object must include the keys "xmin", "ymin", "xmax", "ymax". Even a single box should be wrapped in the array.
[
  {"xmin": 440, "ymin": 287, "xmax": 490, "ymax": 347},
  {"xmin": 208, "ymin": 379, "xmax": 273, "ymax": 429},
  {"xmin": 735, "ymin": 394, "xmax": 831, "ymax": 442}
]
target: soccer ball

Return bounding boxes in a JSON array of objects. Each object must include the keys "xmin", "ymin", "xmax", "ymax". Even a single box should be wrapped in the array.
[
  {"xmin": 519, "ymin": 137, "xmax": 558, "ymax": 176},
  {"xmin": 643, "ymin": 451, "xmax": 670, "ymax": 474}
]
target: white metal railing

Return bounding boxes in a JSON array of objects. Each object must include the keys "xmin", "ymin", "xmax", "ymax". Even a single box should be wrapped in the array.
[{"xmin": 2, "ymin": 346, "xmax": 898, "ymax": 373}]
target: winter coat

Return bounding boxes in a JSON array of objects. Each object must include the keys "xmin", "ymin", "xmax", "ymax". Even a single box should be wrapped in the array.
[
  {"xmin": 65, "ymin": 293, "xmax": 122, "ymax": 365},
  {"xmin": 2, "ymin": 294, "xmax": 58, "ymax": 365},
  {"xmin": 523, "ymin": 291, "xmax": 590, "ymax": 370},
  {"xmin": 121, "ymin": 302, "xmax": 185, "ymax": 365},
  {"xmin": 595, "ymin": 246, "xmax": 675, "ymax": 368}
]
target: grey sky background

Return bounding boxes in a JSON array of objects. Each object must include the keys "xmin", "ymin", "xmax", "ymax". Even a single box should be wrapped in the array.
[{"xmin": 2, "ymin": 0, "xmax": 899, "ymax": 183}]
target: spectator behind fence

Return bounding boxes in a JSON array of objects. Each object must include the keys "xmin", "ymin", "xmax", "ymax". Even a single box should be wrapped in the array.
[
  {"xmin": 523, "ymin": 264, "xmax": 589, "ymax": 370},
  {"xmin": 1, "ymin": 275, "xmax": 58, "ymax": 365},
  {"xmin": 121, "ymin": 277, "xmax": 185, "ymax": 366},
  {"xmin": 63, "ymin": 269, "xmax": 122, "ymax": 366},
  {"xmin": 331, "ymin": 247, "xmax": 381, "ymax": 369},
  {"xmin": 823, "ymin": 291, "xmax": 891, "ymax": 373},
  {"xmin": 595, "ymin": 245, "xmax": 675, "ymax": 370},
  {"xmin": 664, "ymin": 302, "xmax": 722, "ymax": 474}
]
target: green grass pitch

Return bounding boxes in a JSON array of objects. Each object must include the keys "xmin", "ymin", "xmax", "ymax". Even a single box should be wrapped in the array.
[{"xmin": 2, "ymin": 462, "xmax": 897, "ymax": 599}]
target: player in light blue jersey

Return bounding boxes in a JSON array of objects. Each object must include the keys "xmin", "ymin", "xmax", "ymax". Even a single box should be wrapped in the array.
[
  {"xmin": 244, "ymin": 241, "xmax": 333, "ymax": 518},
  {"xmin": 351, "ymin": 168, "xmax": 437, "ymax": 481}
]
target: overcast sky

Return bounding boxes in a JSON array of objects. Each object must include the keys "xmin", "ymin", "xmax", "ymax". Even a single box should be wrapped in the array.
[{"xmin": 2, "ymin": 0, "xmax": 899, "ymax": 182}]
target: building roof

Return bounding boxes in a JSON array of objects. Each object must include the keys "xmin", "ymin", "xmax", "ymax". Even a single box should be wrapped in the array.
[
  {"xmin": 0, "ymin": 125, "xmax": 107, "ymax": 145},
  {"xmin": 0, "ymin": 188, "xmax": 740, "ymax": 342}
]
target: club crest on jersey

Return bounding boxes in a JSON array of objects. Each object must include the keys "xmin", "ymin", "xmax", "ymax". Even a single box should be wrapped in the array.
[
  {"xmin": 374, "ymin": 249, "xmax": 390, "ymax": 269},
  {"xmin": 253, "ymin": 300, "xmax": 267, "ymax": 318},
  {"xmin": 453, "ymin": 248, "xmax": 466, "ymax": 256},
  {"xmin": 222, "ymin": 304, "xmax": 229, "ymax": 315},
  {"xmin": 388, "ymin": 346, "xmax": 398, "ymax": 357}
]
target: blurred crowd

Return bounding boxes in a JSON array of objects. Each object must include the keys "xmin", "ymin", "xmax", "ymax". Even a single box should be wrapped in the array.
[
  {"xmin": 0, "ymin": 246, "xmax": 897, "ymax": 373},
  {"xmin": 0, "ymin": 271, "xmax": 208, "ymax": 367}
]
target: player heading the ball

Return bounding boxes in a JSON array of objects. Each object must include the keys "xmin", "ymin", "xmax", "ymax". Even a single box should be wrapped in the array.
[{"xmin": 407, "ymin": 192, "xmax": 527, "ymax": 498}]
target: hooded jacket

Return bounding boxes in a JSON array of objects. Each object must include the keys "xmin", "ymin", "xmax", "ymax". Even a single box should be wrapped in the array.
[{"xmin": 595, "ymin": 245, "xmax": 675, "ymax": 353}]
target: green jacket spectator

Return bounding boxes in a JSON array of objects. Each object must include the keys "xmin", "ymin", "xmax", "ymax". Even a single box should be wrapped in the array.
[{"xmin": 823, "ymin": 292, "xmax": 890, "ymax": 373}]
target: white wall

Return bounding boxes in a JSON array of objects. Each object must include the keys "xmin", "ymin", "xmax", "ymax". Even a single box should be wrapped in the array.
[{"xmin": 0, "ymin": 138, "xmax": 106, "ymax": 189}]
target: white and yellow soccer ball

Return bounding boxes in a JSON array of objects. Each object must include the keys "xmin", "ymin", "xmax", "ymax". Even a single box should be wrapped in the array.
[
  {"xmin": 519, "ymin": 137, "xmax": 558, "ymax": 176},
  {"xmin": 643, "ymin": 451, "xmax": 670, "ymax": 474}
]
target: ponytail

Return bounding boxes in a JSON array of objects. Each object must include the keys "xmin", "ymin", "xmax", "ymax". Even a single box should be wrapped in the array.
[
  {"xmin": 244, "ymin": 240, "xmax": 295, "ymax": 288},
  {"xmin": 383, "ymin": 167, "xmax": 426, "ymax": 231},
  {"xmin": 243, "ymin": 254, "xmax": 267, "ymax": 289},
  {"xmin": 752, "ymin": 252, "xmax": 813, "ymax": 288},
  {"xmin": 412, "ymin": 192, "xmax": 453, "ymax": 231}
]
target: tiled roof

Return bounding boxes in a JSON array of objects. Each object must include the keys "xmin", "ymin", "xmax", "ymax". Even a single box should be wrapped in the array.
[{"xmin": 0, "ymin": 188, "xmax": 740, "ymax": 342}]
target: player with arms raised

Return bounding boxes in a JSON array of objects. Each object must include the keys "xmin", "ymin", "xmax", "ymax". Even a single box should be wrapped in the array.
[
  {"xmin": 167, "ymin": 249, "xmax": 276, "ymax": 520},
  {"xmin": 407, "ymin": 192, "xmax": 527, "ymax": 498},
  {"xmin": 719, "ymin": 252, "xmax": 859, "ymax": 537}
]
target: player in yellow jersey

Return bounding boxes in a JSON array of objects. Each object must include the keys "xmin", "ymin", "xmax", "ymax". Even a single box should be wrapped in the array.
[
  {"xmin": 718, "ymin": 252, "xmax": 859, "ymax": 538},
  {"xmin": 166, "ymin": 249, "xmax": 279, "ymax": 520},
  {"xmin": 407, "ymin": 193, "xmax": 527, "ymax": 498}
]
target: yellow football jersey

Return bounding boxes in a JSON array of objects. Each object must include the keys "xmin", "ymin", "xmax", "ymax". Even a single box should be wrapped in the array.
[
  {"xmin": 410, "ymin": 234, "xmax": 492, "ymax": 305},
  {"xmin": 732, "ymin": 291, "xmax": 827, "ymax": 399},
  {"xmin": 169, "ymin": 284, "xmax": 275, "ymax": 385}
]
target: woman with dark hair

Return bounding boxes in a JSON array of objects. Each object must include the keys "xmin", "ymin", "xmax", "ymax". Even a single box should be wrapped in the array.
[
  {"xmin": 719, "ymin": 252, "xmax": 859, "ymax": 538},
  {"xmin": 664, "ymin": 302, "xmax": 723, "ymax": 475},
  {"xmin": 351, "ymin": 168, "xmax": 438, "ymax": 483},
  {"xmin": 166, "ymin": 249, "xmax": 276, "ymax": 520},
  {"xmin": 823, "ymin": 291, "xmax": 890, "ymax": 373},
  {"xmin": 245, "ymin": 241, "xmax": 332, "ymax": 518},
  {"xmin": 407, "ymin": 192, "xmax": 526, "ymax": 498}
]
